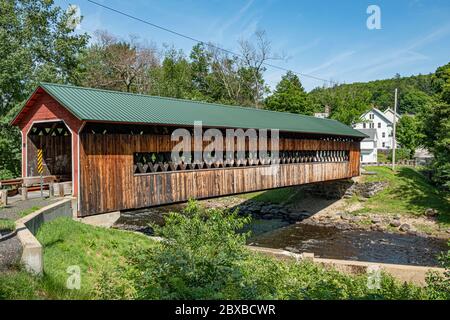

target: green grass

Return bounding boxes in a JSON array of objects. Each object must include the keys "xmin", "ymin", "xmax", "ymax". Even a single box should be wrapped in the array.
[
  {"xmin": 0, "ymin": 213, "xmax": 442, "ymax": 300},
  {"xmin": 18, "ymin": 206, "xmax": 41, "ymax": 218},
  {"xmin": 238, "ymin": 186, "xmax": 304, "ymax": 204},
  {"xmin": 0, "ymin": 218, "xmax": 15, "ymax": 232},
  {"xmin": 0, "ymin": 217, "xmax": 155, "ymax": 300},
  {"xmin": 355, "ymin": 166, "xmax": 450, "ymax": 226},
  {"xmin": 0, "ymin": 270, "xmax": 42, "ymax": 300},
  {"xmin": 377, "ymin": 152, "xmax": 388, "ymax": 163}
]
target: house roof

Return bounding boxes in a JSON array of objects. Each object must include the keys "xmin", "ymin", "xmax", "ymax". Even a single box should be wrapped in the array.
[
  {"xmin": 358, "ymin": 107, "xmax": 395, "ymax": 125},
  {"xmin": 12, "ymin": 83, "xmax": 366, "ymax": 138},
  {"xmin": 383, "ymin": 108, "xmax": 401, "ymax": 119},
  {"xmin": 356, "ymin": 128, "xmax": 377, "ymax": 141}
]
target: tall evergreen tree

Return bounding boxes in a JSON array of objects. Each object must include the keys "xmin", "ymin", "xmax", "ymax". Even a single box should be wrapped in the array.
[{"xmin": 265, "ymin": 71, "xmax": 312, "ymax": 115}]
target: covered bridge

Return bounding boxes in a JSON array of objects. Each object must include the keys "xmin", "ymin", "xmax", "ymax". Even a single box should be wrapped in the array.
[{"xmin": 12, "ymin": 83, "xmax": 365, "ymax": 217}]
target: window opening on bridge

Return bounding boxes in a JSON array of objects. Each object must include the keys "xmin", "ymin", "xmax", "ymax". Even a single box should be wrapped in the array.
[{"xmin": 133, "ymin": 150, "xmax": 350, "ymax": 174}]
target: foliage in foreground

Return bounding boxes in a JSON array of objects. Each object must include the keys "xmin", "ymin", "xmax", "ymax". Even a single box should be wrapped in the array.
[
  {"xmin": 0, "ymin": 216, "xmax": 153, "ymax": 300},
  {"xmin": 1, "ymin": 206, "xmax": 448, "ymax": 300},
  {"xmin": 95, "ymin": 200, "xmax": 427, "ymax": 300},
  {"xmin": 425, "ymin": 241, "xmax": 450, "ymax": 300}
]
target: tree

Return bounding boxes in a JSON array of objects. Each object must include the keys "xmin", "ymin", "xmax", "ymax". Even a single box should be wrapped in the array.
[
  {"xmin": 265, "ymin": 71, "xmax": 312, "ymax": 115},
  {"xmin": 0, "ymin": 0, "xmax": 88, "ymax": 117},
  {"xmin": 309, "ymin": 84, "xmax": 372, "ymax": 125},
  {"xmin": 208, "ymin": 45, "xmax": 248, "ymax": 105},
  {"xmin": 150, "ymin": 46, "xmax": 193, "ymax": 99},
  {"xmin": 420, "ymin": 62, "xmax": 450, "ymax": 189},
  {"xmin": 82, "ymin": 31, "xmax": 159, "ymax": 93},
  {"xmin": 0, "ymin": 0, "xmax": 88, "ymax": 178},
  {"xmin": 190, "ymin": 43, "xmax": 213, "ymax": 100},
  {"xmin": 239, "ymin": 30, "xmax": 276, "ymax": 108},
  {"xmin": 396, "ymin": 116, "xmax": 422, "ymax": 158},
  {"xmin": 399, "ymin": 89, "xmax": 434, "ymax": 114}
]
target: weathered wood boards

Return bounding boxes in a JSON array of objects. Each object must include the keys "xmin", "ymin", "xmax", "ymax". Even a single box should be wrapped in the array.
[
  {"xmin": 27, "ymin": 134, "xmax": 71, "ymax": 177},
  {"xmin": 79, "ymin": 132, "xmax": 361, "ymax": 216}
]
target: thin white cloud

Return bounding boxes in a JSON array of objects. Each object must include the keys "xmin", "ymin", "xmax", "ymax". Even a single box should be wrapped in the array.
[
  {"xmin": 303, "ymin": 50, "xmax": 355, "ymax": 74},
  {"xmin": 214, "ymin": 0, "xmax": 255, "ymax": 40},
  {"xmin": 210, "ymin": 0, "xmax": 254, "ymax": 42},
  {"xmin": 340, "ymin": 24, "xmax": 450, "ymax": 77},
  {"xmin": 363, "ymin": 51, "xmax": 429, "ymax": 76},
  {"xmin": 287, "ymin": 38, "xmax": 321, "ymax": 58},
  {"xmin": 407, "ymin": 23, "xmax": 450, "ymax": 50}
]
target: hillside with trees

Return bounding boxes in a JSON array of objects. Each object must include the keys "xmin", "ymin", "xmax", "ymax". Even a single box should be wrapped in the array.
[{"xmin": 308, "ymin": 73, "xmax": 437, "ymax": 125}]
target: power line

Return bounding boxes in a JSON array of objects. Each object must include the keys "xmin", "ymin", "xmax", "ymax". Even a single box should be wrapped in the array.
[{"xmin": 86, "ymin": 0, "xmax": 336, "ymax": 85}]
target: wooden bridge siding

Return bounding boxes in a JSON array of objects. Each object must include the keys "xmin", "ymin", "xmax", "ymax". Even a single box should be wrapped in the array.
[
  {"xmin": 79, "ymin": 133, "xmax": 360, "ymax": 216},
  {"xmin": 26, "ymin": 134, "xmax": 72, "ymax": 177},
  {"xmin": 349, "ymin": 142, "xmax": 361, "ymax": 177}
]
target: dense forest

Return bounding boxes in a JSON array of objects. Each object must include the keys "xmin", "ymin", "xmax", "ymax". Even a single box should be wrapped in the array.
[
  {"xmin": 0, "ymin": 0, "xmax": 449, "ymax": 188},
  {"xmin": 309, "ymin": 73, "xmax": 436, "ymax": 124}
]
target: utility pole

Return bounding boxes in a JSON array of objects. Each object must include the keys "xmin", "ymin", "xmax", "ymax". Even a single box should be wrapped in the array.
[{"xmin": 392, "ymin": 88, "xmax": 398, "ymax": 171}]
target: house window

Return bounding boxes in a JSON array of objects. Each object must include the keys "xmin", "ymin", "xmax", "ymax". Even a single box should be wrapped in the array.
[
  {"xmin": 378, "ymin": 123, "xmax": 381, "ymax": 128},
  {"xmin": 382, "ymin": 142, "xmax": 385, "ymax": 148},
  {"xmin": 369, "ymin": 114, "xmax": 374, "ymax": 120},
  {"xmin": 382, "ymin": 132, "xmax": 385, "ymax": 138},
  {"xmin": 363, "ymin": 123, "xmax": 366, "ymax": 129},
  {"xmin": 370, "ymin": 123, "xmax": 374, "ymax": 129}
]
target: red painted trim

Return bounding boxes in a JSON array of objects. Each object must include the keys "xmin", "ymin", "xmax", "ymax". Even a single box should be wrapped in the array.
[{"xmin": 16, "ymin": 92, "xmax": 83, "ymax": 198}]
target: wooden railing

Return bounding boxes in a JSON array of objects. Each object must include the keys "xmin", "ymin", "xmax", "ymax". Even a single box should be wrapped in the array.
[{"xmin": 361, "ymin": 160, "xmax": 417, "ymax": 167}]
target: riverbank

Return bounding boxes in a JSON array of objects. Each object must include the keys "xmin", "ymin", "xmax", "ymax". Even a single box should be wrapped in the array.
[
  {"xmin": 113, "ymin": 166, "xmax": 449, "ymax": 267},
  {"xmin": 1, "ymin": 213, "xmax": 439, "ymax": 300},
  {"xmin": 304, "ymin": 166, "xmax": 450, "ymax": 239}
]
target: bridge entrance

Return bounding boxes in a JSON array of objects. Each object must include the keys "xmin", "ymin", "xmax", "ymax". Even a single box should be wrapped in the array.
[{"xmin": 26, "ymin": 121, "xmax": 72, "ymax": 182}]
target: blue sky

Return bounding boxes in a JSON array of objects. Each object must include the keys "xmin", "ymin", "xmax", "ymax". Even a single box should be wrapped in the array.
[{"xmin": 56, "ymin": 0, "xmax": 450, "ymax": 91}]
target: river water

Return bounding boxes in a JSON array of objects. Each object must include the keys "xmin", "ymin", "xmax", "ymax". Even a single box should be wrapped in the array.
[{"xmin": 114, "ymin": 205, "xmax": 448, "ymax": 267}]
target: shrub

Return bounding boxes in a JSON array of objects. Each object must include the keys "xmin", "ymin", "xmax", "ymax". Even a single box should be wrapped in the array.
[
  {"xmin": 124, "ymin": 200, "xmax": 251, "ymax": 299},
  {"xmin": 425, "ymin": 242, "xmax": 450, "ymax": 299},
  {"xmin": 98, "ymin": 200, "xmax": 428, "ymax": 300},
  {"xmin": 93, "ymin": 268, "xmax": 137, "ymax": 300},
  {"xmin": 387, "ymin": 148, "xmax": 411, "ymax": 161}
]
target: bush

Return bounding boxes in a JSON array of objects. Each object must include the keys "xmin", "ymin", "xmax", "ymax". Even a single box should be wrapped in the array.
[
  {"xmin": 123, "ymin": 200, "xmax": 251, "ymax": 299},
  {"xmin": 97, "ymin": 200, "xmax": 429, "ymax": 300},
  {"xmin": 425, "ymin": 242, "xmax": 450, "ymax": 299},
  {"xmin": 387, "ymin": 148, "xmax": 411, "ymax": 161}
]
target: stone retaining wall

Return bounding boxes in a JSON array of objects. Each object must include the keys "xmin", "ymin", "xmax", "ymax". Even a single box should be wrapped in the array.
[
  {"xmin": 248, "ymin": 246, "xmax": 445, "ymax": 286},
  {"xmin": 15, "ymin": 198, "xmax": 75, "ymax": 274}
]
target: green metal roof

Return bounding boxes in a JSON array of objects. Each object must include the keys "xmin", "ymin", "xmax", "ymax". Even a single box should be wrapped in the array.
[{"xmin": 21, "ymin": 82, "xmax": 366, "ymax": 138}]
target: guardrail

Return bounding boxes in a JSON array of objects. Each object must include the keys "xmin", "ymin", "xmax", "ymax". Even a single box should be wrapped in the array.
[{"xmin": 361, "ymin": 160, "xmax": 417, "ymax": 167}]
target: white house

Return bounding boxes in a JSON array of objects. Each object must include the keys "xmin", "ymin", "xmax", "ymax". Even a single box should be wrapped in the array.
[
  {"xmin": 314, "ymin": 105, "xmax": 330, "ymax": 119},
  {"xmin": 353, "ymin": 107, "xmax": 400, "ymax": 150},
  {"xmin": 357, "ymin": 128, "xmax": 378, "ymax": 163},
  {"xmin": 383, "ymin": 108, "xmax": 401, "ymax": 124}
]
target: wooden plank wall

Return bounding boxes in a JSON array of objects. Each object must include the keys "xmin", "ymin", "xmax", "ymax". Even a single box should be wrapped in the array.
[
  {"xmin": 27, "ymin": 135, "xmax": 72, "ymax": 177},
  {"xmin": 79, "ymin": 133, "xmax": 360, "ymax": 216}
]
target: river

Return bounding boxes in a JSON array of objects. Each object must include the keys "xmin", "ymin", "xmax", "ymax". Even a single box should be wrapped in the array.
[{"xmin": 114, "ymin": 205, "xmax": 448, "ymax": 267}]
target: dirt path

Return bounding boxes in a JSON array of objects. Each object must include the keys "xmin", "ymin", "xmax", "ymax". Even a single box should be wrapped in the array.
[
  {"xmin": 0, "ymin": 235, "xmax": 22, "ymax": 271},
  {"xmin": 0, "ymin": 193, "xmax": 59, "ymax": 221}
]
